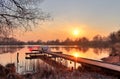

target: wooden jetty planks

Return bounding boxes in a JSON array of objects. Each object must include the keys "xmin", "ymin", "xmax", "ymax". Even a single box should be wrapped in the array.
[
  {"xmin": 46, "ymin": 52, "xmax": 120, "ymax": 72},
  {"xmin": 25, "ymin": 51, "xmax": 120, "ymax": 72}
]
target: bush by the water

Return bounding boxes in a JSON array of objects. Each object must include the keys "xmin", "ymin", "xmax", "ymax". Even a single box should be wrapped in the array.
[{"xmin": 0, "ymin": 63, "xmax": 22, "ymax": 79}]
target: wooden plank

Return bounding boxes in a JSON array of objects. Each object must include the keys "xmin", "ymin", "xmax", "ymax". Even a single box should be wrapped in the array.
[
  {"xmin": 26, "ymin": 52, "xmax": 41, "ymax": 55},
  {"xmin": 26, "ymin": 51, "xmax": 62, "ymax": 55},
  {"xmin": 47, "ymin": 52, "xmax": 120, "ymax": 72}
]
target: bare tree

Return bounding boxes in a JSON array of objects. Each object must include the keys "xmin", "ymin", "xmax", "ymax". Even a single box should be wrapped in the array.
[{"xmin": 0, "ymin": 0, "xmax": 50, "ymax": 37}]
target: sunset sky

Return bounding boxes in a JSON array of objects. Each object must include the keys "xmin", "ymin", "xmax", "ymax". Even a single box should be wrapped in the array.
[{"xmin": 16, "ymin": 0, "xmax": 120, "ymax": 41}]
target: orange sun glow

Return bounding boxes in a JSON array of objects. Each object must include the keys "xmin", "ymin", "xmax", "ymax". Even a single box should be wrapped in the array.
[
  {"xmin": 73, "ymin": 29, "xmax": 80, "ymax": 36},
  {"xmin": 73, "ymin": 52, "xmax": 79, "ymax": 57}
]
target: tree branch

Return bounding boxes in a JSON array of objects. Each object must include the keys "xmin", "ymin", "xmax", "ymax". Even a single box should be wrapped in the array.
[
  {"xmin": 10, "ymin": 0, "xmax": 24, "ymax": 10},
  {"xmin": 0, "ymin": 13, "xmax": 35, "ymax": 20}
]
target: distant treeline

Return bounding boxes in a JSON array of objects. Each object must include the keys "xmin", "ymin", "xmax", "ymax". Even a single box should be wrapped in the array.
[
  {"xmin": 0, "ymin": 30, "xmax": 120, "ymax": 47},
  {"xmin": 26, "ymin": 37, "xmax": 109, "ymax": 47},
  {"xmin": 26, "ymin": 30, "xmax": 120, "ymax": 47},
  {"xmin": 0, "ymin": 37, "xmax": 24, "ymax": 45}
]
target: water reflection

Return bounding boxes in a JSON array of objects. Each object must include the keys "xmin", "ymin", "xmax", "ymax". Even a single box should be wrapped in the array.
[
  {"xmin": 0, "ymin": 45, "xmax": 24, "ymax": 54},
  {"xmin": 51, "ymin": 46, "xmax": 110, "ymax": 60},
  {"xmin": 51, "ymin": 46, "xmax": 89, "ymax": 53},
  {"xmin": 0, "ymin": 45, "xmax": 111, "ymax": 73},
  {"xmin": 0, "ymin": 45, "xmax": 24, "ymax": 66}
]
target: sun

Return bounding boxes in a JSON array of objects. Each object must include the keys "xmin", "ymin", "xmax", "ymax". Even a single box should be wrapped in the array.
[{"xmin": 73, "ymin": 29, "xmax": 80, "ymax": 36}]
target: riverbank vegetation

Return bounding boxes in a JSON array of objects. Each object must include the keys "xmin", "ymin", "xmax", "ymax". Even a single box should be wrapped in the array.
[{"xmin": 0, "ymin": 63, "xmax": 117, "ymax": 79}]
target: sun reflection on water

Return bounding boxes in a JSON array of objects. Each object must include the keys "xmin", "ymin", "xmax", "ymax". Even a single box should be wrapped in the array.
[{"xmin": 73, "ymin": 52, "xmax": 80, "ymax": 57}]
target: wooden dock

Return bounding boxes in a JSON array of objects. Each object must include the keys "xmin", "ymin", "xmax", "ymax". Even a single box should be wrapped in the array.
[
  {"xmin": 46, "ymin": 52, "xmax": 120, "ymax": 72},
  {"xmin": 25, "ymin": 51, "xmax": 120, "ymax": 76}
]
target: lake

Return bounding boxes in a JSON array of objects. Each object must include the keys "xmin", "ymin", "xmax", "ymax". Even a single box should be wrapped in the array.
[{"xmin": 0, "ymin": 45, "xmax": 111, "ymax": 74}]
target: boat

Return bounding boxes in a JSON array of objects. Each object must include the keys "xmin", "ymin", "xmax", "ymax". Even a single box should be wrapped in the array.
[{"xmin": 27, "ymin": 45, "xmax": 51, "ymax": 53}]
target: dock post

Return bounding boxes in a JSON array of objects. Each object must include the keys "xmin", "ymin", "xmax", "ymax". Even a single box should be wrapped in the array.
[
  {"xmin": 74, "ymin": 62, "xmax": 76, "ymax": 69},
  {"xmin": 74, "ymin": 57, "xmax": 77, "ymax": 69},
  {"xmin": 17, "ymin": 52, "xmax": 19, "ymax": 63},
  {"xmin": 17, "ymin": 52, "xmax": 19, "ymax": 72}
]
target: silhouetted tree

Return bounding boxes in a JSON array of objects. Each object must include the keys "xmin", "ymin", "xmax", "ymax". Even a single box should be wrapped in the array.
[
  {"xmin": 0, "ymin": 0, "xmax": 50, "ymax": 37},
  {"xmin": 0, "ymin": 37, "xmax": 24, "ymax": 45},
  {"xmin": 79, "ymin": 37, "xmax": 89, "ymax": 43},
  {"xmin": 63, "ymin": 38, "xmax": 73, "ymax": 45},
  {"xmin": 77, "ymin": 37, "xmax": 89, "ymax": 46},
  {"xmin": 109, "ymin": 32, "xmax": 117, "ymax": 44},
  {"xmin": 93, "ymin": 35, "xmax": 102, "ymax": 42},
  {"xmin": 115, "ymin": 30, "xmax": 120, "ymax": 43},
  {"xmin": 27, "ymin": 40, "xmax": 35, "ymax": 45},
  {"xmin": 108, "ymin": 30, "xmax": 120, "ymax": 44},
  {"xmin": 36, "ymin": 40, "xmax": 43, "ymax": 44},
  {"xmin": 54, "ymin": 39, "xmax": 60, "ymax": 44}
]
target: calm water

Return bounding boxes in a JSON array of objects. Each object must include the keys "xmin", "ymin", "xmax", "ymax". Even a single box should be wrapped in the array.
[{"xmin": 0, "ymin": 45, "xmax": 111, "ymax": 74}]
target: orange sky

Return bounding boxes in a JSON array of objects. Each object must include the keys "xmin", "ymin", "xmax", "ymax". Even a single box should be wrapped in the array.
[
  {"xmin": 15, "ymin": 21, "xmax": 113, "ymax": 42},
  {"xmin": 15, "ymin": 0, "xmax": 120, "ymax": 42}
]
